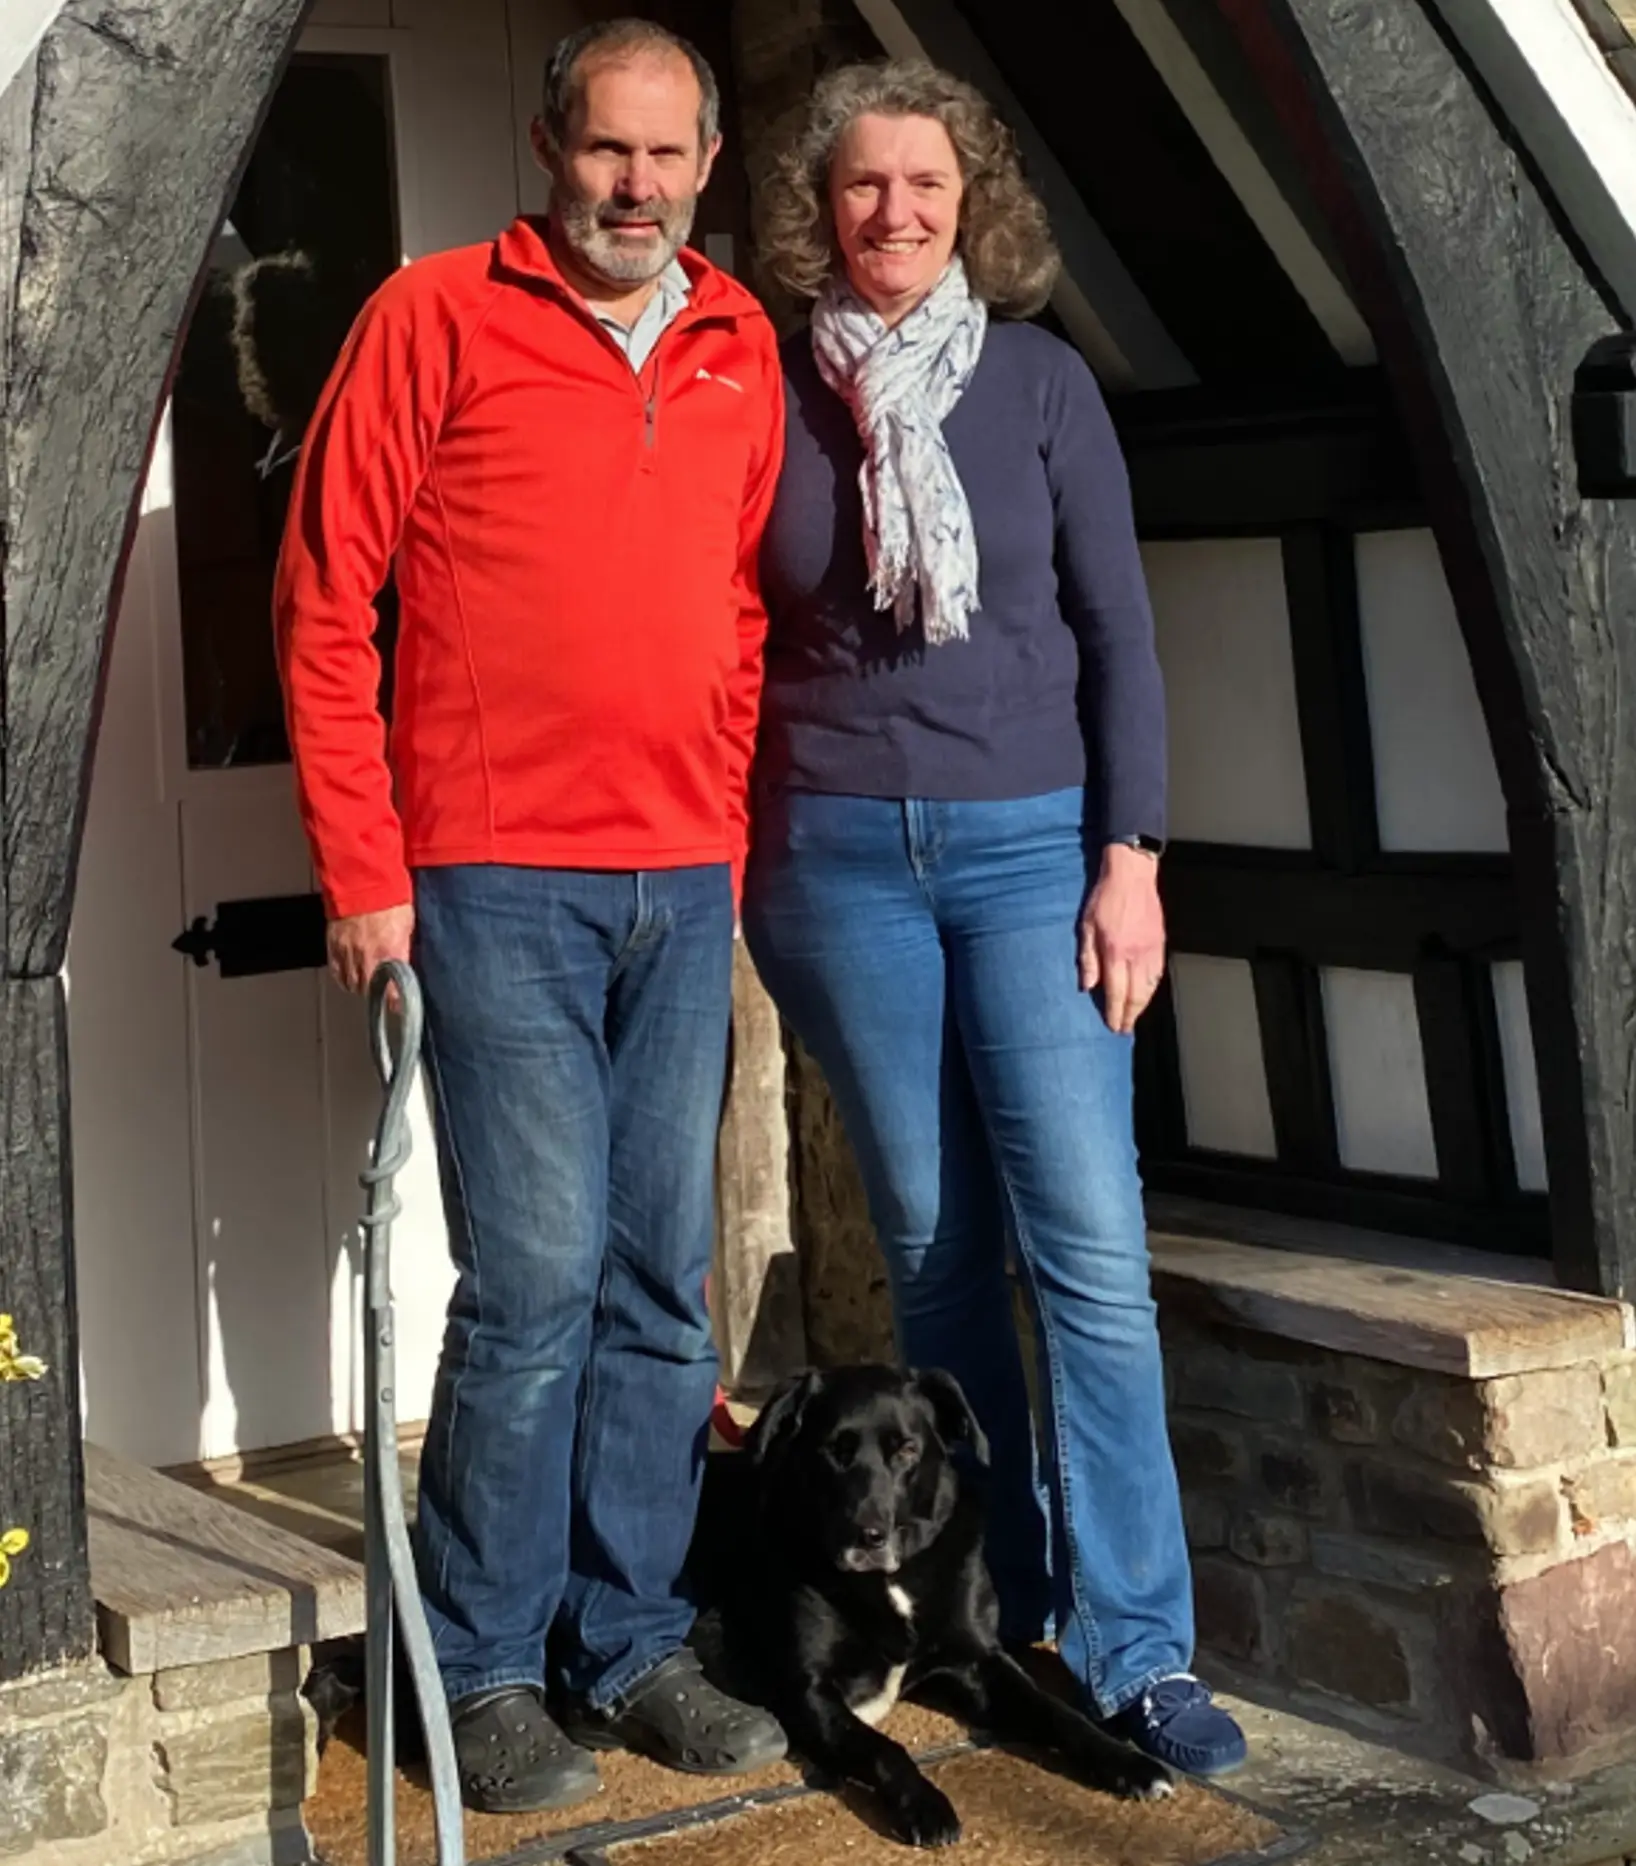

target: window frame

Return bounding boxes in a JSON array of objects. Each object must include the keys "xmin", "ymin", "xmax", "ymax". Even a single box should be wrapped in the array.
[
  {"xmin": 154, "ymin": 30, "xmax": 412, "ymax": 808},
  {"xmin": 1117, "ymin": 373, "xmax": 1550, "ymax": 1253}
]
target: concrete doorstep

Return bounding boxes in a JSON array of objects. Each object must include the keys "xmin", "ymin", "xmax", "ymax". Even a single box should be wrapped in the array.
[{"xmin": 1212, "ymin": 1680, "xmax": 1636, "ymax": 1866}]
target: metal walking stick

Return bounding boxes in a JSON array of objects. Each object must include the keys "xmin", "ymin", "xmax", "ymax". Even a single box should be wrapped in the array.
[{"xmin": 362, "ymin": 960, "xmax": 465, "ymax": 1866}]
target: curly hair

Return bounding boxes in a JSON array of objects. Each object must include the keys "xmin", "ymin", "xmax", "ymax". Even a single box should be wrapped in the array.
[{"xmin": 759, "ymin": 59, "xmax": 1060, "ymax": 317}]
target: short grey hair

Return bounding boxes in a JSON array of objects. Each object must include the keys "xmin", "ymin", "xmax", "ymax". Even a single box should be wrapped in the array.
[{"xmin": 541, "ymin": 19, "xmax": 721, "ymax": 155}]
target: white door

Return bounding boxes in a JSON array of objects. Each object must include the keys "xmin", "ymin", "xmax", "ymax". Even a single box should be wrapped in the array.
[{"xmin": 68, "ymin": 0, "xmax": 554, "ymax": 1468}]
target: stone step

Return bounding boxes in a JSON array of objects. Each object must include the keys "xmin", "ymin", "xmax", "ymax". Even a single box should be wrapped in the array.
[{"xmin": 85, "ymin": 1441, "xmax": 366, "ymax": 1675}]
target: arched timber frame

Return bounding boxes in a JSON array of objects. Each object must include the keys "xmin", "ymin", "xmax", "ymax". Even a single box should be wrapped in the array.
[
  {"xmin": 0, "ymin": 0, "xmax": 311, "ymax": 1681},
  {"xmin": 0, "ymin": 0, "xmax": 1633, "ymax": 1681}
]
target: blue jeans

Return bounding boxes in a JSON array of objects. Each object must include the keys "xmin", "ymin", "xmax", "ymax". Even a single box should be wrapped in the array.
[
  {"xmin": 743, "ymin": 788, "xmax": 1192, "ymax": 1717},
  {"xmin": 410, "ymin": 863, "xmax": 733, "ymax": 1708}
]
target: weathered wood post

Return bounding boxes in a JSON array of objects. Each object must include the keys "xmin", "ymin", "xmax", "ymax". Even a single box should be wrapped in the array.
[
  {"xmin": 0, "ymin": 38, "xmax": 87, "ymax": 1686},
  {"xmin": 712, "ymin": 946, "xmax": 809, "ymax": 1394},
  {"xmin": 0, "ymin": 0, "xmax": 306, "ymax": 1682},
  {"xmin": 1212, "ymin": 0, "xmax": 1636, "ymax": 1300}
]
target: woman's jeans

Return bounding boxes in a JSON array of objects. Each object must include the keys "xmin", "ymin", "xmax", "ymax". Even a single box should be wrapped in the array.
[
  {"xmin": 743, "ymin": 788, "xmax": 1192, "ymax": 1717},
  {"xmin": 410, "ymin": 862, "xmax": 733, "ymax": 1708}
]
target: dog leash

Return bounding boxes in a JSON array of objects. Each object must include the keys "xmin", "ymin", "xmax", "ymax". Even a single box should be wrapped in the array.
[{"xmin": 362, "ymin": 961, "xmax": 465, "ymax": 1866}]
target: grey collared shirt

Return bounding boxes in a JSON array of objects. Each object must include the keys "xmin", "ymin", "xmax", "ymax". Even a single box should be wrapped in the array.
[{"xmin": 593, "ymin": 258, "xmax": 691, "ymax": 374}]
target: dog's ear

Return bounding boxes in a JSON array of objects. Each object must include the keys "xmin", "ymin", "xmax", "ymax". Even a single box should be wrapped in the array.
[
  {"xmin": 745, "ymin": 1369, "xmax": 824, "ymax": 1470},
  {"xmin": 911, "ymin": 1367, "xmax": 990, "ymax": 1467}
]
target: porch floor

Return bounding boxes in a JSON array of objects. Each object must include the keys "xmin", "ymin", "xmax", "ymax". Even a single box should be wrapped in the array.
[
  {"xmin": 186, "ymin": 1447, "xmax": 1636, "ymax": 1866},
  {"xmin": 303, "ymin": 1694, "xmax": 1279, "ymax": 1866},
  {"xmin": 176, "ymin": 1439, "xmax": 422, "ymax": 1564},
  {"xmin": 292, "ymin": 1663, "xmax": 1636, "ymax": 1866}
]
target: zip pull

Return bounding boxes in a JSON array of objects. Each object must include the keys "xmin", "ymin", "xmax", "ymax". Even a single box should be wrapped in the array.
[{"xmin": 642, "ymin": 357, "xmax": 661, "ymax": 451}]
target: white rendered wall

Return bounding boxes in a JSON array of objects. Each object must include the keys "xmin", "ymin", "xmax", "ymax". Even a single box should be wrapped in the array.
[
  {"xmin": 1146, "ymin": 538, "xmax": 1312, "ymax": 849},
  {"xmin": 1321, "ymin": 967, "xmax": 1439, "ymax": 1180},
  {"xmin": 1355, "ymin": 529, "xmax": 1509, "ymax": 854},
  {"xmin": 0, "ymin": 0, "xmax": 61, "ymax": 101},
  {"xmin": 1492, "ymin": 960, "xmax": 1550, "ymax": 1192},
  {"xmin": 1169, "ymin": 954, "xmax": 1278, "ymax": 1157}
]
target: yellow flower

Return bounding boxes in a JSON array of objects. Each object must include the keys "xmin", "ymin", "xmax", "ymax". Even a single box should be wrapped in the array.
[
  {"xmin": 0, "ymin": 1315, "xmax": 47, "ymax": 1382},
  {"xmin": 0, "ymin": 1528, "xmax": 29, "ymax": 1589}
]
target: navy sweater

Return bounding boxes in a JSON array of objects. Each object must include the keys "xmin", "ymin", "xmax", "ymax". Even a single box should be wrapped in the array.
[{"xmin": 756, "ymin": 321, "xmax": 1166, "ymax": 843}]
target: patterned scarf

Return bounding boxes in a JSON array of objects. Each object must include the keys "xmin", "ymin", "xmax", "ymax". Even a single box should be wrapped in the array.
[{"xmin": 810, "ymin": 259, "xmax": 988, "ymax": 646}]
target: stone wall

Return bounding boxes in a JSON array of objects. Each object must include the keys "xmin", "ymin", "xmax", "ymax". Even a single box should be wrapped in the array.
[
  {"xmin": 0, "ymin": 1648, "xmax": 315, "ymax": 1866},
  {"xmin": 1167, "ymin": 1312, "xmax": 1636, "ymax": 1772}
]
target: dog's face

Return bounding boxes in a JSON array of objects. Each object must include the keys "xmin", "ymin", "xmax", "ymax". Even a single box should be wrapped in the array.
[{"xmin": 747, "ymin": 1365, "xmax": 988, "ymax": 1576}]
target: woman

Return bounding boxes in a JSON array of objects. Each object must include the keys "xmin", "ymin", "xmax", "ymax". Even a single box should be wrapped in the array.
[{"xmin": 743, "ymin": 60, "xmax": 1245, "ymax": 1777}]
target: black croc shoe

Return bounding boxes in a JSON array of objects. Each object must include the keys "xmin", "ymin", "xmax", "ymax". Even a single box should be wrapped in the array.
[
  {"xmin": 565, "ymin": 1650, "xmax": 788, "ymax": 1775},
  {"xmin": 451, "ymin": 1685, "xmax": 602, "ymax": 1813}
]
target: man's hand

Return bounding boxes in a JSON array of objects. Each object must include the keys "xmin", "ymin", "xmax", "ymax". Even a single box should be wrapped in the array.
[
  {"xmin": 1078, "ymin": 843, "xmax": 1165, "ymax": 1036},
  {"xmin": 327, "ymin": 904, "xmax": 415, "ymax": 994}
]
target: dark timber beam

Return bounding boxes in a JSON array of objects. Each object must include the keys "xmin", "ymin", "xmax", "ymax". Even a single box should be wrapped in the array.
[
  {"xmin": 0, "ymin": 980, "xmax": 90, "ymax": 1674},
  {"xmin": 0, "ymin": 0, "xmax": 307, "ymax": 1681},
  {"xmin": 1212, "ymin": 0, "xmax": 1636, "ymax": 1297}
]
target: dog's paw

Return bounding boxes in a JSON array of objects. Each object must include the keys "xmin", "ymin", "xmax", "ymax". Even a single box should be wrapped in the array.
[
  {"xmin": 1110, "ymin": 1753, "xmax": 1174, "ymax": 1802},
  {"xmin": 892, "ymin": 1777, "xmax": 963, "ymax": 1848}
]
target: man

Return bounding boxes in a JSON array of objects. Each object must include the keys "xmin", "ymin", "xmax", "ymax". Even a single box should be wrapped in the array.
[{"xmin": 275, "ymin": 19, "xmax": 786, "ymax": 1813}]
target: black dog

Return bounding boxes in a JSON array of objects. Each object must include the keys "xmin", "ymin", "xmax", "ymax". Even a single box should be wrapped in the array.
[{"xmin": 719, "ymin": 1363, "xmax": 1172, "ymax": 1847}]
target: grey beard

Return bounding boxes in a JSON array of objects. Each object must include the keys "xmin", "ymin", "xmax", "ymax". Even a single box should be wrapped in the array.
[{"xmin": 555, "ymin": 192, "xmax": 697, "ymax": 285}]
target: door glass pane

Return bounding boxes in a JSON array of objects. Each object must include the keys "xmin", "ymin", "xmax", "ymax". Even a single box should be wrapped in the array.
[{"xmin": 171, "ymin": 53, "xmax": 399, "ymax": 769}]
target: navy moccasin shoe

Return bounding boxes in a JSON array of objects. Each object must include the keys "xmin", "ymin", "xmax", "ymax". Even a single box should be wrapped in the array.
[{"xmin": 1110, "ymin": 1674, "xmax": 1248, "ymax": 1777}]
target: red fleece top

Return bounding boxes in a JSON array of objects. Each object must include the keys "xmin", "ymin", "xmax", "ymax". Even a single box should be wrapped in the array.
[{"xmin": 274, "ymin": 218, "xmax": 784, "ymax": 919}]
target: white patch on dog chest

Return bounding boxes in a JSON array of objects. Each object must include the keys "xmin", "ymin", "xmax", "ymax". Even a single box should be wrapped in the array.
[
  {"xmin": 886, "ymin": 1584, "xmax": 914, "ymax": 1621},
  {"xmin": 849, "ymin": 1664, "xmax": 907, "ymax": 1728}
]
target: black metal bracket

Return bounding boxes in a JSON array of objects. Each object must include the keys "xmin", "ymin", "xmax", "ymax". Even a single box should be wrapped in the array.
[{"xmin": 1573, "ymin": 332, "xmax": 1636, "ymax": 496}]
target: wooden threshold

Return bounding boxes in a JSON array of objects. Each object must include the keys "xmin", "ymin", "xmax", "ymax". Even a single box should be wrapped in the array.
[
  {"xmin": 161, "ymin": 1418, "xmax": 428, "ymax": 1491},
  {"xmin": 86, "ymin": 1441, "xmax": 365, "ymax": 1675}
]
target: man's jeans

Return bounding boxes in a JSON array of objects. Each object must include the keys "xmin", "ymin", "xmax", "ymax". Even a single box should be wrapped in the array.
[
  {"xmin": 743, "ymin": 788, "xmax": 1192, "ymax": 1718},
  {"xmin": 410, "ymin": 863, "xmax": 733, "ymax": 1709}
]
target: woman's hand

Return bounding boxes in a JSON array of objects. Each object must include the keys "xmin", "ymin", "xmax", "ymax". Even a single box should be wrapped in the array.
[{"xmin": 1078, "ymin": 843, "xmax": 1165, "ymax": 1035}]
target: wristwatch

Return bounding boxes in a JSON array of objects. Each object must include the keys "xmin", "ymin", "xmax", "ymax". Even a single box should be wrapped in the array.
[{"xmin": 1112, "ymin": 833, "xmax": 1165, "ymax": 860}]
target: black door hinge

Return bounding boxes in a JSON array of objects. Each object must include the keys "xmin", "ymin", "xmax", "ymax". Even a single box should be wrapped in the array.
[{"xmin": 172, "ymin": 893, "xmax": 327, "ymax": 977}]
